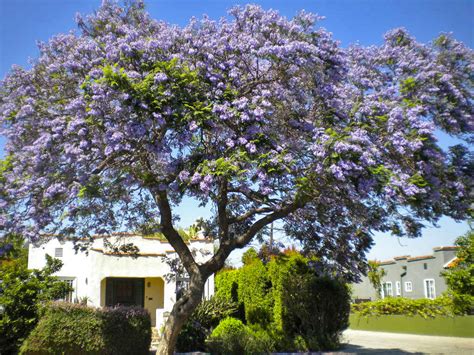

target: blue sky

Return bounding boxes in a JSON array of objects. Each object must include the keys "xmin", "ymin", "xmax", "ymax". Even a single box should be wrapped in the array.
[{"xmin": 0, "ymin": 0, "xmax": 472, "ymax": 263}]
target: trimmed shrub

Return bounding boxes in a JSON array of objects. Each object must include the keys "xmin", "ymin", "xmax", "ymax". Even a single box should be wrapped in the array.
[
  {"xmin": 208, "ymin": 319, "xmax": 277, "ymax": 354},
  {"xmin": 213, "ymin": 251, "xmax": 352, "ymax": 352},
  {"xmin": 214, "ymin": 269, "xmax": 240, "ymax": 304},
  {"xmin": 102, "ymin": 306, "xmax": 151, "ymax": 355},
  {"xmin": 244, "ymin": 325, "xmax": 277, "ymax": 354},
  {"xmin": 208, "ymin": 317, "xmax": 248, "ymax": 355},
  {"xmin": 237, "ymin": 257, "xmax": 273, "ymax": 326},
  {"xmin": 282, "ymin": 275, "xmax": 351, "ymax": 350},
  {"xmin": 176, "ymin": 296, "xmax": 238, "ymax": 352},
  {"xmin": 20, "ymin": 303, "xmax": 105, "ymax": 354},
  {"xmin": 351, "ymin": 296, "xmax": 455, "ymax": 318},
  {"xmin": 268, "ymin": 251, "xmax": 309, "ymax": 331},
  {"xmin": 20, "ymin": 302, "xmax": 151, "ymax": 355}
]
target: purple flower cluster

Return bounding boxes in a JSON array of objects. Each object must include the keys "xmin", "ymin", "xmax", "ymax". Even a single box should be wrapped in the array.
[{"xmin": 0, "ymin": 1, "xmax": 472, "ymax": 259}]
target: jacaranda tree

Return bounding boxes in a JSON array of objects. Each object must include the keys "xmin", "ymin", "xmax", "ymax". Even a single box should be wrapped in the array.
[{"xmin": 0, "ymin": 1, "xmax": 472, "ymax": 353}]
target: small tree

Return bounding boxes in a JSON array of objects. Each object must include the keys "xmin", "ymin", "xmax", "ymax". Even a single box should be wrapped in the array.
[
  {"xmin": 441, "ymin": 230, "xmax": 474, "ymax": 314},
  {"xmin": 1, "ymin": 2, "xmax": 472, "ymax": 353},
  {"xmin": 0, "ymin": 241, "xmax": 72, "ymax": 354},
  {"xmin": 367, "ymin": 260, "xmax": 387, "ymax": 299}
]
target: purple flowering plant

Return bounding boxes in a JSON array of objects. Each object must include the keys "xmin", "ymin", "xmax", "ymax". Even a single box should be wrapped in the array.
[{"xmin": 0, "ymin": 1, "xmax": 472, "ymax": 353}]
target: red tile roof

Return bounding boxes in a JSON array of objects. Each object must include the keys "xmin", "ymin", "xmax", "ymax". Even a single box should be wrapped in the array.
[
  {"xmin": 407, "ymin": 255, "xmax": 435, "ymax": 262},
  {"xmin": 91, "ymin": 248, "xmax": 166, "ymax": 257},
  {"xmin": 394, "ymin": 255, "xmax": 410, "ymax": 260},
  {"xmin": 433, "ymin": 246, "xmax": 459, "ymax": 252}
]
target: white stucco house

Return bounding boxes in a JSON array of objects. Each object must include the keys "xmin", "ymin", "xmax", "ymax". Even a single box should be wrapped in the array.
[{"xmin": 28, "ymin": 233, "xmax": 215, "ymax": 330}]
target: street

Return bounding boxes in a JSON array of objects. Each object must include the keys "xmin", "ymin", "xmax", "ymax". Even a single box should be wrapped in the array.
[{"xmin": 336, "ymin": 329, "xmax": 474, "ymax": 354}]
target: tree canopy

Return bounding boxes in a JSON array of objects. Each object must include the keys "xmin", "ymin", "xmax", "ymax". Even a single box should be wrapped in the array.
[{"xmin": 0, "ymin": 1, "xmax": 472, "ymax": 353}]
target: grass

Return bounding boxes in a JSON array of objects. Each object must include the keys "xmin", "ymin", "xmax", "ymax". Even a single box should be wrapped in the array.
[{"xmin": 349, "ymin": 314, "xmax": 474, "ymax": 338}]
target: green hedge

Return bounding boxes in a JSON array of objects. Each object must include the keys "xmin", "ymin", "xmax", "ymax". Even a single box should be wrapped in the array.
[
  {"xmin": 267, "ymin": 251, "xmax": 310, "ymax": 330},
  {"xmin": 351, "ymin": 296, "xmax": 455, "ymax": 318},
  {"xmin": 349, "ymin": 314, "xmax": 474, "ymax": 337},
  {"xmin": 237, "ymin": 257, "xmax": 273, "ymax": 326},
  {"xmin": 214, "ymin": 269, "xmax": 240, "ymax": 304},
  {"xmin": 20, "ymin": 302, "xmax": 151, "ymax": 355},
  {"xmin": 213, "ymin": 251, "xmax": 351, "ymax": 352}
]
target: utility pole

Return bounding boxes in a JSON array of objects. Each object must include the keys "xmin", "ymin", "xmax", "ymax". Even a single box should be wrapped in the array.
[{"xmin": 269, "ymin": 222, "xmax": 274, "ymax": 252}]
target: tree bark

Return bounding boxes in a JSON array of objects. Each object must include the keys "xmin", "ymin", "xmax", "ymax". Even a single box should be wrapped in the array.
[
  {"xmin": 156, "ymin": 274, "xmax": 205, "ymax": 355},
  {"xmin": 152, "ymin": 187, "xmax": 306, "ymax": 354}
]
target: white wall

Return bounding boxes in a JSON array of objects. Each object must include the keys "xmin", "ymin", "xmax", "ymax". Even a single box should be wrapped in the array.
[{"xmin": 28, "ymin": 235, "xmax": 215, "ymax": 329}]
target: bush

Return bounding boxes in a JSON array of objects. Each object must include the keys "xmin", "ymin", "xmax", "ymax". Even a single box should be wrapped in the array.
[
  {"xmin": 213, "ymin": 251, "xmax": 351, "ymax": 352},
  {"xmin": 20, "ymin": 302, "xmax": 151, "ymax": 355},
  {"xmin": 441, "ymin": 231, "xmax": 474, "ymax": 314},
  {"xmin": 176, "ymin": 296, "xmax": 238, "ymax": 352},
  {"xmin": 267, "ymin": 251, "xmax": 309, "ymax": 331},
  {"xmin": 0, "ymin": 254, "xmax": 72, "ymax": 355},
  {"xmin": 244, "ymin": 325, "xmax": 277, "ymax": 354},
  {"xmin": 237, "ymin": 257, "xmax": 273, "ymax": 326},
  {"xmin": 282, "ymin": 275, "xmax": 351, "ymax": 350},
  {"xmin": 351, "ymin": 296, "xmax": 455, "ymax": 318},
  {"xmin": 208, "ymin": 319, "xmax": 277, "ymax": 354},
  {"xmin": 214, "ymin": 269, "xmax": 240, "ymax": 305},
  {"xmin": 208, "ymin": 317, "xmax": 248, "ymax": 355},
  {"xmin": 102, "ymin": 306, "xmax": 151, "ymax": 355}
]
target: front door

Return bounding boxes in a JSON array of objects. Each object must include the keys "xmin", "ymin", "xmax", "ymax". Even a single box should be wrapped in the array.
[{"xmin": 105, "ymin": 278, "xmax": 145, "ymax": 307}]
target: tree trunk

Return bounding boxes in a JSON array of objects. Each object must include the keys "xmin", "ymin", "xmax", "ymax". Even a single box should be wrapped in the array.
[{"xmin": 156, "ymin": 276, "xmax": 205, "ymax": 355}]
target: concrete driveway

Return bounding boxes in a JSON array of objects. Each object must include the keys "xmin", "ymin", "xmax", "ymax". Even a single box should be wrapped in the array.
[{"xmin": 336, "ymin": 329, "xmax": 474, "ymax": 354}]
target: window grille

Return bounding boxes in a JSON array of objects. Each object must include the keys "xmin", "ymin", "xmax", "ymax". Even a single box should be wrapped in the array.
[{"xmin": 60, "ymin": 278, "xmax": 75, "ymax": 303}]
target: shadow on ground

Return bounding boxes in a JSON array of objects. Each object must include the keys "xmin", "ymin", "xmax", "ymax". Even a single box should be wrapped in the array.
[
  {"xmin": 330, "ymin": 343, "xmax": 423, "ymax": 354},
  {"xmin": 150, "ymin": 345, "xmax": 424, "ymax": 355}
]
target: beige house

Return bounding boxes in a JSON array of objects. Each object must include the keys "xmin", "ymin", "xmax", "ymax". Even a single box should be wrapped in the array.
[{"xmin": 28, "ymin": 234, "xmax": 215, "ymax": 329}]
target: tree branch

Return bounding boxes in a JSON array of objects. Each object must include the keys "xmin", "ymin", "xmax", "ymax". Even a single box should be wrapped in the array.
[
  {"xmin": 228, "ymin": 187, "xmax": 276, "ymax": 205},
  {"xmin": 153, "ymin": 190, "xmax": 200, "ymax": 275},
  {"xmin": 234, "ymin": 199, "xmax": 303, "ymax": 248},
  {"xmin": 217, "ymin": 177, "xmax": 229, "ymax": 240},
  {"xmin": 228, "ymin": 206, "xmax": 274, "ymax": 224},
  {"xmin": 91, "ymin": 151, "xmax": 127, "ymax": 175},
  {"xmin": 201, "ymin": 198, "xmax": 305, "ymax": 277}
]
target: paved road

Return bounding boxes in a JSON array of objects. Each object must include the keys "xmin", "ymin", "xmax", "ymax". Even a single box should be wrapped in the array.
[
  {"xmin": 335, "ymin": 329, "xmax": 474, "ymax": 354},
  {"xmin": 156, "ymin": 330, "xmax": 474, "ymax": 354}
]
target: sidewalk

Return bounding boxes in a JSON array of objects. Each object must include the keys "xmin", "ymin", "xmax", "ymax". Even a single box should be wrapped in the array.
[{"xmin": 337, "ymin": 329, "xmax": 474, "ymax": 354}]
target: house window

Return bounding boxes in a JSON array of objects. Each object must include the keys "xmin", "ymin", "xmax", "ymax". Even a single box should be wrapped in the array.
[
  {"xmin": 423, "ymin": 263, "xmax": 427, "ymax": 270},
  {"xmin": 424, "ymin": 279, "xmax": 436, "ymax": 299},
  {"xmin": 60, "ymin": 278, "xmax": 75, "ymax": 303},
  {"xmin": 395, "ymin": 281, "xmax": 401, "ymax": 296},
  {"xmin": 105, "ymin": 278, "xmax": 144, "ymax": 307},
  {"xmin": 382, "ymin": 282, "xmax": 393, "ymax": 298},
  {"xmin": 405, "ymin": 281, "xmax": 413, "ymax": 292},
  {"xmin": 55, "ymin": 248, "xmax": 63, "ymax": 258}
]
